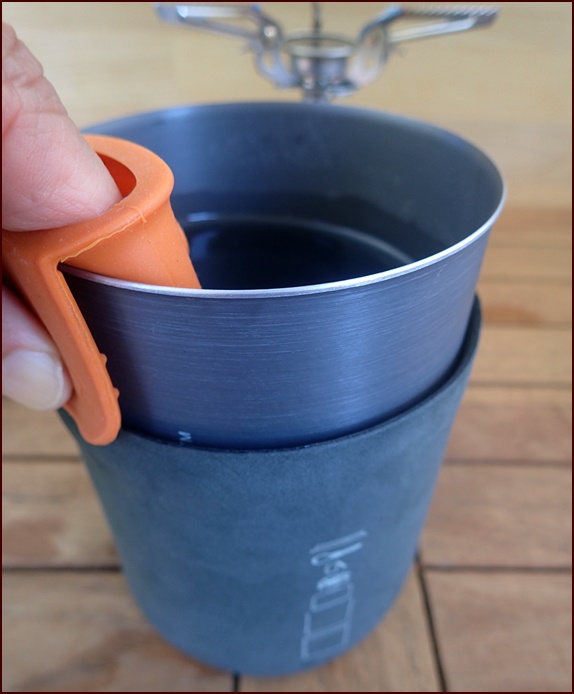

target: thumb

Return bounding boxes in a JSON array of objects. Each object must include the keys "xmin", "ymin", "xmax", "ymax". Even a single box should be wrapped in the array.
[
  {"xmin": 2, "ymin": 286, "xmax": 71, "ymax": 410},
  {"xmin": 2, "ymin": 23, "xmax": 121, "ymax": 410}
]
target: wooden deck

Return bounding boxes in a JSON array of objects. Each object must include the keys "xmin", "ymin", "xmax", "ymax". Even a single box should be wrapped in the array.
[{"xmin": 2, "ymin": 3, "xmax": 571, "ymax": 691}]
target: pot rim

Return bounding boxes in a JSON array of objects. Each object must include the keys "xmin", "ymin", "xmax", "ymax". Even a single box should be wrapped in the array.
[{"xmin": 74, "ymin": 102, "xmax": 506, "ymax": 299}]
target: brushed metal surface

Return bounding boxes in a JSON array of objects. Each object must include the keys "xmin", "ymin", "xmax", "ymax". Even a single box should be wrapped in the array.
[{"xmin": 70, "ymin": 103, "xmax": 504, "ymax": 448}]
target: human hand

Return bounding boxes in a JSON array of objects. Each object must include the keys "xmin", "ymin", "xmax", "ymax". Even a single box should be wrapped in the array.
[{"xmin": 2, "ymin": 22, "xmax": 121, "ymax": 410}]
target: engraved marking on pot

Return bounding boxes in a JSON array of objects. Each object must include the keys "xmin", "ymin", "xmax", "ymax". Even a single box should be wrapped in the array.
[
  {"xmin": 301, "ymin": 530, "xmax": 367, "ymax": 661},
  {"xmin": 177, "ymin": 430, "xmax": 193, "ymax": 443}
]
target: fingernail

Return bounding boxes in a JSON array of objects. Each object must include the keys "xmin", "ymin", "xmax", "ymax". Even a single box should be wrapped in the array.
[{"xmin": 2, "ymin": 350, "xmax": 70, "ymax": 410}]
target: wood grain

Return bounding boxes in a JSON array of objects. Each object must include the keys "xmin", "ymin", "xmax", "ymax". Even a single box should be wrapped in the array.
[
  {"xmin": 421, "ymin": 465, "xmax": 572, "ymax": 568},
  {"xmin": 481, "ymin": 247, "xmax": 572, "ymax": 283},
  {"xmin": 446, "ymin": 386, "xmax": 572, "ymax": 463},
  {"xmin": 426, "ymin": 571, "xmax": 572, "ymax": 693},
  {"xmin": 2, "ymin": 399, "xmax": 79, "ymax": 459},
  {"xmin": 2, "ymin": 572, "xmax": 233, "ymax": 692},
  {"xmin": 487, "ymin": 207, "xmax": 572, "ymax": 249},
  {"xmin": 478, "ymin": 282, "xmax": 571, "ymax": 326},
  {"xmin": 2, "ymin": 462, "xmax": 116, "ymax": 569},
  {"xmin": 470, "ymin": 327, "xmax": 572, "ymax": 385},
  {"xmin": 241, "ymin": 571, "xmax": 439, "ymax": 693}
]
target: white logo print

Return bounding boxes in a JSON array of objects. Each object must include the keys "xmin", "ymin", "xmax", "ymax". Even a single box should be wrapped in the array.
[{"xmin": 301, "ymin": 530, "xmax": 368, "ymax": 661}]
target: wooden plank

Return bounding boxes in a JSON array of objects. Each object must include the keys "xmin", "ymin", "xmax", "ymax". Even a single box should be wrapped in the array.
[
  {"xmin": 470, "ymin": 326, "xmax": 572, "ymax": 385},
  {"xmin": 488, "ymin": 207, "xmax": 572, "ymax": 249},
  {"xmin": 3, "ymin": 4, "xmax": 572, "ymax": 209},
  {"xmin": 421, "ymin": 465, "xmax": 572, "ymax": 568},
  {"xmin": 5, "ymin": 3, "xmax": 570, "ymax": 135},
  {"xmin": 2, "ymin": 462, "xmax": 116, "ymax": 569},
  {"xmin": 241, "ymin": 570, "xmax": 439, "ymax": 692},
  {"xmin": 446, "ymin": 386, "xmax": 572, "ymax": 463},
  {"xmin": 480, "ymin": 246, "xmax": 571, "ymax": 282},
  {"xmin": 478, "ymin": 282, "xmax": 572, "ymax": 326},
  {"xmin": 2, "ymin": 399, "xmax": 79, "ymax": 458},
  {"xmin": 426, "ymin": 571, "xmax": 572, "ymax": 692},
  {"xmin": 2, "ymin": 572, "xmax": 233, "ymax": 692}
]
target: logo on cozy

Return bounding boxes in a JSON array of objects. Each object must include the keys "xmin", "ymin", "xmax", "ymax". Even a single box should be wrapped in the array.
[{"xmin": 301, "ymin": 530, "xmax": 368, "ymax": 661}]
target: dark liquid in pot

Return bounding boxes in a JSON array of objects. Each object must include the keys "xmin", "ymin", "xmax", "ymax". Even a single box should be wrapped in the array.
[
  {"xmin": 184, "ymin": 217, "xmax": 410, "ymax": 290},
  {"xmin": 175, "ymin": 192, "xmax": 440, "ymax": 290}
]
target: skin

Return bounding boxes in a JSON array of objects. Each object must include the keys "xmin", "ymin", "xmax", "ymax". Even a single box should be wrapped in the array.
[{"xmin": 2, "ymin": 22, "xmax": 121, "ymax": 409}]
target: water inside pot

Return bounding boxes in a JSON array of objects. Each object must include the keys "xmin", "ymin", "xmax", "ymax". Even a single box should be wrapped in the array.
[{"xmin": 175, "ymin": 191, "xmax": 443, "ymax": 290}]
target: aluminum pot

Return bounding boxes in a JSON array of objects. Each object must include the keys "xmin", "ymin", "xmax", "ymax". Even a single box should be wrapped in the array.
[
  {"xmin": 62, "ymin": 297, "xmax": 482, "ymax": 675},
  {"xmin": 67, "ymin": 102, "xmax": 504, "ymax": 448}
]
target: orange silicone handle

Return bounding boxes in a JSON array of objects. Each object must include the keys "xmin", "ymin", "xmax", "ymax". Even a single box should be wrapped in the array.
[{"xmin": 2, "ymin": 134, "xmax": 201, "ymax": 445}]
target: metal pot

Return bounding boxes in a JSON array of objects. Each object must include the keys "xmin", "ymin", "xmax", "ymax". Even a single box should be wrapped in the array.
[{"xmin": 67, "ymin": 101, "xmax": 504, "ymax": 448}]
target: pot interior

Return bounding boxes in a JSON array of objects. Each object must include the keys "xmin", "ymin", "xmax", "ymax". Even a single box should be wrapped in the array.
[{"xmin": 86, "ymin": 102, "xmax": 503, "ymax": 292}]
